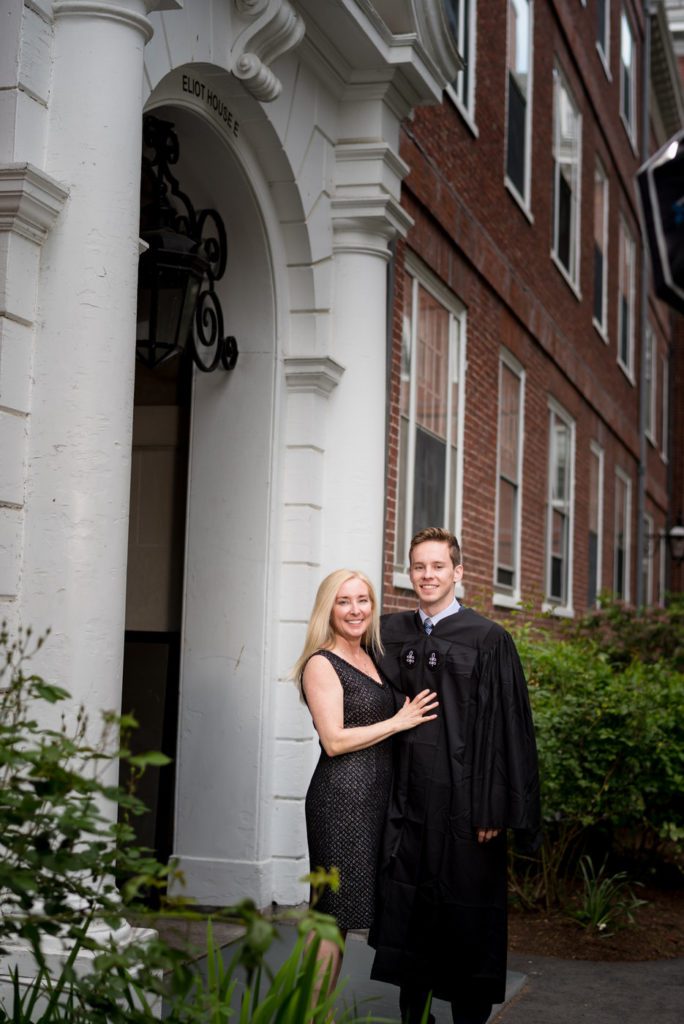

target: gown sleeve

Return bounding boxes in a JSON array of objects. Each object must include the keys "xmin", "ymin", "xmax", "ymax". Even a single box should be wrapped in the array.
[{"xmin": 470, "ymin": 628, "xmax": 541, "ymax": 849}]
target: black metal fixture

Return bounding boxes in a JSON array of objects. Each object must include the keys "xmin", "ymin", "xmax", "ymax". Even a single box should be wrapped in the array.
[
  {"xmin": 136, "ymin": 114, "xmax": 238, "ymax": 373},
  {"xmin": 667, "ymin": 517, "xmax": 684, "ymax": 564}
]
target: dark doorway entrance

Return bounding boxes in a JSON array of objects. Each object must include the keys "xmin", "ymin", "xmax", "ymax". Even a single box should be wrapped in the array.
[{"xmin": 120, "ymin": 350, "xmax": 192, "ymax": 863}]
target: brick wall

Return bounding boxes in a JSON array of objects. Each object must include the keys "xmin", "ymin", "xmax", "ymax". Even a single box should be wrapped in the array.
[{"xmin": 383, "ymin": 0, "xmax": 677, "ymax": 614}]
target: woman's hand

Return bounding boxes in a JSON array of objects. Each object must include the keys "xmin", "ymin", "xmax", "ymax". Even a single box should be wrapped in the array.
[{"xmin": 392, "ymin": 689, "xmax": 439, "ymax": 732}]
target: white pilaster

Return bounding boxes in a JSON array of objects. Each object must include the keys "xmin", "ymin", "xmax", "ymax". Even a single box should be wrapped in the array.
[{"xmin": 20, "ymin": 0, "xmax": 154, "ymax": 713}]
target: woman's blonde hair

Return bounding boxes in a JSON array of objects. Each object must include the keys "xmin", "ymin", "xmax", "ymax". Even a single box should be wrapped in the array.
[{"xmin": 292, "ymin": 569, "xmax": 383, "ymax": 690}]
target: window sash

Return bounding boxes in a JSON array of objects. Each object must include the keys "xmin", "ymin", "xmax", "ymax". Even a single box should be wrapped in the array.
[
  {"xmin": 593, "ymin": 163, "xmax": 608, "ymax": 330},
  {"xmin": 395, "ymin": 269, "xmax": 464, "ymax": 574},
  {"xmin": 546, "ymin": 406, "xmax": 574, "ymax": 608},
  {"xmin": 588, "ymin": 443, "xmax": 604, "ymax": 607},
  {"xmin": 617, "ymin": 220, "xmax": 635, "ymax": 375},
  {"xmin": 496, "ymin": 358, "xmax": 524, "ymax": 593},
  {"xmin": 613, "ymin": 469, "xmax": 632, "ymax": 601},
  {"xmin": 620, "ymin": 11, "xmax": 636, "ymax": 139},
  {"xmin": 505, "ymin": 0, "xmax": 532, "ymax": 204},
  {"xmin": 447, "ymin": 0, "xmax": 475, "ymax": 115},
  {"xmin": 552, "ymin": 70, "xmax": 581, "ymax": 283}
]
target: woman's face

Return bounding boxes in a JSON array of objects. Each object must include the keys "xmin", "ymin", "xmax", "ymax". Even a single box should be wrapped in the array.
[{"xmin": 331, "ymin": 577, "xmax": 373, "ymax": 644}]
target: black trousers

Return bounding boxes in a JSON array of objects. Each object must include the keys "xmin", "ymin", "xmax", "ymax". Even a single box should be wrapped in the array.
[{"xmin": 399, "ymin": 986, "xmax": 492, "ymax": 1024}]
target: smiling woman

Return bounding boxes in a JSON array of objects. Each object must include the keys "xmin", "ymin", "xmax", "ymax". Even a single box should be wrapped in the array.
[{"xmin": 292, "ymin": 569, "xmax": 438, "ymax": 998}]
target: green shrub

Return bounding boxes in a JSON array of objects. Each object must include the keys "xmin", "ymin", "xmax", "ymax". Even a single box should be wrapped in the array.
[
  {"xmin": 0, "ymin": 627, "xmax": 355, "ymax": 1024},
  {"xmin": 568, "ymin": 595, "xmax": 684, "ymax": 671},
  {"xmin": 509, "ymin": 622, "xmax": 684, "ymax": 909}
]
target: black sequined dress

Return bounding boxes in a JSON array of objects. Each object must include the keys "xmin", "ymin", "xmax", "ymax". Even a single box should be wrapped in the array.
[{"xmin": 305, "ymin": 650, "xmax": 395, "ymax": 930}]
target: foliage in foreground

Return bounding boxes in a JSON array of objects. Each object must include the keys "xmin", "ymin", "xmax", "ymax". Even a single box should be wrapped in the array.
[
  {"xmin": 0, "ymin": 626, "xmax": 354, "ymax": 1024},
  {"xmin": 508, "ymin": 604, "xmax": 684, "ymax": 912}
]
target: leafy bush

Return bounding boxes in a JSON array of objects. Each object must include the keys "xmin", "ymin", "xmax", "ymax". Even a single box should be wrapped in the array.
[
  {"xmin": 0, "ymin": 626, "xmax": 353, "ymax": 1024},
  {"xmin": 568, "ymin": 594, "xmax": 684, "ymax": 671},
  {"xmin": 508, "ymin": 622, "xmax": 684, "ymax": 909}
]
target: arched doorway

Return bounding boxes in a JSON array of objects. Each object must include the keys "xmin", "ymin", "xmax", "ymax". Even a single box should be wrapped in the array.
[{"xmin": 122, "ymin": 96, "xmax": 279, "ymax": 892}]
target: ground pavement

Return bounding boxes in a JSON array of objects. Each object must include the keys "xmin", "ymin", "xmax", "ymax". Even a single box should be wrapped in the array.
[{"xmin": 156, "ymin": 917, "xmax": 684, "ymax": 1023}]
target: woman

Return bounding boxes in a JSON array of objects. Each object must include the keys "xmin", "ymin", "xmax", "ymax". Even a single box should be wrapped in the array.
[{"xmin": 293, "ymin": 568, "xmax": 438, "ymax": 994}]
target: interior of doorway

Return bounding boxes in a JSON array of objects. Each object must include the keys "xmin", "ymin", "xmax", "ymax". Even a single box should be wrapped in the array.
[{"xmin": 120, "ymin": 349, "xmax": 192, "ymax": 865}]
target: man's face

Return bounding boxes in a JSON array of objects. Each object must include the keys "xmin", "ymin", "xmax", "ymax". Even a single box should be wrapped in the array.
[{"xmin": 409, "ymin": 540, "xmax": 463, "ymax": 615}]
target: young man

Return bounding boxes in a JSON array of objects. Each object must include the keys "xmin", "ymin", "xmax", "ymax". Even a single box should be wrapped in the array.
[{"xmin": 369, "ymin": 528, "xmax": 541, "ymax": 1024}]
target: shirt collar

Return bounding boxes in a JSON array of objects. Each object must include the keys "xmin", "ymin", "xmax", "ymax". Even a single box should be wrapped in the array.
[{"xmin": 418, "ymin": 597, "xmax": 460, "ymax": 628}]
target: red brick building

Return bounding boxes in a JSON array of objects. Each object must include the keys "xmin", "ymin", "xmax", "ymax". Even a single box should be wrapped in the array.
[{"xmin": 384, "ymin": 0, "xmax": 683, "ymax": 615}]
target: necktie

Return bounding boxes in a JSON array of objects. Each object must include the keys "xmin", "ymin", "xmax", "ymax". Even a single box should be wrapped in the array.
[{"xmin": 424, "ymin": 617, "xmax": 433, "ymax": 635}]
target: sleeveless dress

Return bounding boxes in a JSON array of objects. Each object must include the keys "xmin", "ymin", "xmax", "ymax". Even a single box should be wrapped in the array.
[{"xmin": 304, "ymin": 649, "xmax": 395, "ymax": 930}]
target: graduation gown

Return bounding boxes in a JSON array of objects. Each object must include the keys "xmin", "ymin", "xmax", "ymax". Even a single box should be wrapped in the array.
[{"xmin": 369, "ymin": 607, "xmax": 540, "ymax": 1005}]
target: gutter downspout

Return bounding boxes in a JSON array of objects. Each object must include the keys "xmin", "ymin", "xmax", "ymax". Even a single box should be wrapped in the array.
[{"xmin": 636, "ymin": 1, "xmax": 652, "ymax": 610}]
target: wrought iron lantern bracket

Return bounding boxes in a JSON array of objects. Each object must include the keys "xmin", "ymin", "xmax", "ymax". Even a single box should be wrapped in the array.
[{"xmin": 136, "ymin": 114, "xmax": 238, "ymax": 373}]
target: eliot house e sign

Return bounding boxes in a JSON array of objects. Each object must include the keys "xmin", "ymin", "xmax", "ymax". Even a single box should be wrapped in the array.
[{"xmin": 181, "ymin": 74, "xmax": 240, "ymax": 139}]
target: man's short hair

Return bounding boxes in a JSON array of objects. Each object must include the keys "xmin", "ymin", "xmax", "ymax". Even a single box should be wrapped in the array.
[{"xmin": 409, "ymin": 527, "xmax": 462, "ymax": 568}]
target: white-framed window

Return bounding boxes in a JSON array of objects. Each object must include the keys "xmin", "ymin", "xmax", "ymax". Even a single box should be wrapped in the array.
[
  {"xmin": 544, "ymin": 400, "xmax": 575, "ymax": 614},
  {"xmin": 613, "ymin": 466, "xmax": 632, "ymax": 601},
  {"xmin": 644, "ymin": 324, "xmax": 657, "ymax": 443},
  {"xmin": 588, "ymin": 441, "xmax": 604, "ymax": 607},
  {"xmin": 505, "ymin": 0, "xmax": 533, "ymax": 208},
  {"xmin": 393, "ymin": 255, "xmax": 467, "ymax": 586},
  {"xmin": 620, "ymin": 10, "xmax": 637, "ymax": 146},
  {"xmin": 642, "ymin": 512, "xmax": 654, "ymax": 606},
  {"xmin": 660, "ymin": 353, "xmax": 669, "ymax": 462},
  {"xmin": 617, "ymin": 217, "xmax": 636, "ymax": 380},
  {"xmin": 446, "ymin": 0, "xmax": 477, "ymax": 127},
  {"xmin": 552, "ymin": 66, "xmax": 582, "ymax": 289},
  {"xmin": 593, "ymin": 160, "xmax": 609, "ymax": 336},
  {"xmin": 494, "ymin": 351, "xmax": 525, "ymax": 606},
  {"xmin": 596, "ymin": 0, "xmax": 611, "ymax": 73},
  {"xmin": 658, "ymin": 524, "xmax": 667, "ymax": 606}
]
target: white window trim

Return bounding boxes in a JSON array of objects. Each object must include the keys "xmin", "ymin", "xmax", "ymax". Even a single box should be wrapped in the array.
[
  {"xmin": 617, "ymin": 216, "xmax": 636, "ymax": 383},
  {"xmin": 551, "ymin": 65, "xmax": 583, "ymax": 292},
  {"xmin": 589, "ymin": 440, "xmax": 604, "ymax": 605},
  {"xmin": 660, "ymin": 354, "xmax": 669, "ymax": 463},
  {"xmin": 613, "ymin": 465, "xmax": 632, "ymax": 602},
  {"xmin": 619, "ymin": 8, "xmax": 638, "ymax": 152},
  {"xmin": 658, "ymin": 526, "xmax": 666, "ymax": 606},
  {"xmin": 596, "ymin": 0, "xmax": 611, "ymax": 79},
  {"xmin": 542, "ymin": 397, "xmax": 575, "ymax": 617},
  {"xmin": 644, "ymin": 324, "xmax": 657, "ymax": 445},
  {"xmin": 493, "ymin": 348, "xmax": 526, "ymax": 608},
  {"xmin": 504, "ymin": 0, "xmax": 534, "ymax": 213},
  {"xmin": 592, "ymin": 159, "xmax": 609, "ymax": 339},
  {"xmin": 392, "ymin": 252, "xmax": 467, "ymax": 596},
  {"xmin": 445, "ymin": 0, "xmax": 478, "ymax": 135},
  {"xmin": 643, "ymin": 511, "xmax": 654, "ymax": 606}
]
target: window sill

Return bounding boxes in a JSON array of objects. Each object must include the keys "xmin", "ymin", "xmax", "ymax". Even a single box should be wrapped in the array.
[
  {"xmin": 541, "ymin": 601, "xmax": 575, "ymax": 619},
  {"xmin": 505, "ymin": 178, "xmax": 534, "ymax": 223},
  {"xmin": 620, "ymin": 112, "xmax": 639, "ymax": 157},
  {"xmin": 617, "ymin": 356, "xmax": 636, "ymax": 386},
  {"xmin": 492, "ymin": 592, "xmax": 523, "ymax": 610},
  {"xmin": 592, "ymin": 318, "xmax": 609, "ymax": 344},
  {"xmin": 551, "ymin": 252, "xmax": 582, "ymax": 300},
  {"xmin": 446, "ymin": 86, "xmax": 479, "ymax": 138},
  {"xmin": 596, "ymin": 43, "xmax": 612, "ymax": 81}
]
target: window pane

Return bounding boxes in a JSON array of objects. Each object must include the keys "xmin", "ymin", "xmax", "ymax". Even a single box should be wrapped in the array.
[
  {"xmin": 412, "ymin": 427, "xmax": 447, "ymax": 533},
  {"xmin": 588, "ymin": 530, "xmax": 598, "ymax": 606},
  {"xmin": 507, "ymin": 73, "xmax": 526, "ymax": 194},
  {"xmin": 551, "ymin": 508, "xmax": 567, "ymax": 601},
  {"xmin": 500, "ymin": 365, "xmax": 520, "ymax": 480},
  {"xmin": 553, "ymin": 421, "xmax": 569, "ymax": 502},
  {"xmin": 597, "ymin": 0, "xmax": 607, "ymax": 53},
  {"xmin": 497, "ymin": 478, "xmax": 516, "ymax": 587},
  {"xmin": 593, "ymin": 245, "xmax": 604, "ymax": 323},
  {"xmin": 553, "ymin": 73, "xmax": 580, "ymax": 281},
  {"xmin": 416, "ymin": 286, "xmax": 449, "ymax": 440}
]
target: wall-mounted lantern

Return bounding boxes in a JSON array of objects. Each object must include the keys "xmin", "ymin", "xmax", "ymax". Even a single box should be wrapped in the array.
[
  {"xmin": 667, "ymin": 518, "xmax": 684, "ymax": 564},
  {"xmin": 136, "ymin": 114, "xmax": 238, "ymax": 373}
]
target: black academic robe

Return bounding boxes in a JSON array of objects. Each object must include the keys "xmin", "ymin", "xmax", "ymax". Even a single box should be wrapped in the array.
[{"xmin": 369, "ymin": 607, "xmax": 541, "ymax": 1005}]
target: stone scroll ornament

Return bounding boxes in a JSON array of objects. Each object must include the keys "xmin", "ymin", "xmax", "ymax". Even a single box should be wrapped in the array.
[{"xmin": 231, "ymin": 0, "xmax": 305, "ymax": 102}]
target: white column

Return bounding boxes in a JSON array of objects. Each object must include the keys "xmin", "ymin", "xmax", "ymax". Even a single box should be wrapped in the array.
[
  {"xmin": 20, "ymin": 1, "xmax": 153, "ymax": 712},
  {"xmin": 324, "ymin": 142, "xmax": 412, "ymax": 580}
]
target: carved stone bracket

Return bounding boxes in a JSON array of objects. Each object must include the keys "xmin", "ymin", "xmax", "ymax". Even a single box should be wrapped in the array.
[
  {"xmin": 0, "ymin": 164, "xmax": 68, "ymax": 245},
  {"xmin": 284, "ymin": 355, "xmax": 345, "ymax": 396},
  {"xmin": 231, "ymin": 0, "xmax": 305, "ymax": 102}
]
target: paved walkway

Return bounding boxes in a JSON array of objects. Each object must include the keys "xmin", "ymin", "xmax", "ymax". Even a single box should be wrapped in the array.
[{"xmin": 155, "ymin": 916, "xmax": 684, "ymax": 1023}]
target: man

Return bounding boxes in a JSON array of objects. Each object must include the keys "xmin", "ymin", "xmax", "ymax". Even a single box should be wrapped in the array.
[{"xmin": 369, "ymin": 527, "xmax": 540, "ymax": 1024}]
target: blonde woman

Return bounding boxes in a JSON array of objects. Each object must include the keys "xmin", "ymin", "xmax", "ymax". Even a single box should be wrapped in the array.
[{"xmin": 294, "ymin": 569, "xmax": 438, "ymax": 994}]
